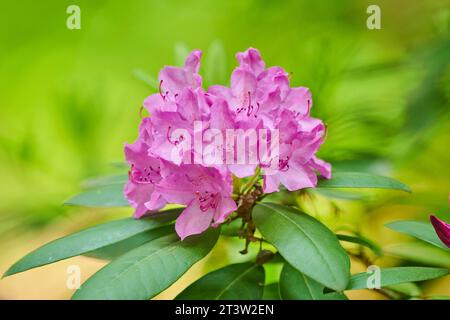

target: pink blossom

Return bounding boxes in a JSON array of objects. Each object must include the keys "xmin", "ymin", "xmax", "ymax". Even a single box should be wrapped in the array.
[
  {"xmin": 156, "ymin": 163, "xmax": 236, "ymax": 240},
  {"xmin": 158, "ymin": 50, "xmax": 202, "ymax": 100},
  {"xmin": 208, "ymin": 48, "xmax": 331, "ymax": 190},
  {"xmin": 148, "ymin": 88, "xmax": 209, "ymax": 164},
  {"xmin": 124, "ymin": 47, "xmax": 331, "ymax": 239},
  {"xmin": 124, "ymin": 120, "xmax": 166, "ymax": 218},
  {"xmin": 430, "ymin": 195, "xmax": 450, "ymax": 248}
]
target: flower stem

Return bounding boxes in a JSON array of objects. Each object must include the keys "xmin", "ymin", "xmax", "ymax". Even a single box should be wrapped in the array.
[{"xmin": 240, "ymin": 167, "xmax": 261, "ymax": 195}]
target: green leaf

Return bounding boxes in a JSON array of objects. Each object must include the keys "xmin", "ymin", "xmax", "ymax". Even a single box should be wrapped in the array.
[
  {"xmin": 347, "ymin": 267, "xmax": 450, "ymax": 290},
  {"xmin": 204, "ymin": 40, "xmax": 227, "ymax": 85},
  {"xmin": 386, "ymin": 220, "xmax": 449, "ymax": 250},
  {"xmin": 313, "ymin": 188, "xmax": 365, "ymax": 201},
  {"xmin": 426, "ymin": 295, "xmax": 450, "ymax": 300},
  {"xmin": 316, "ymin": 172, "xmax": 411, "ymax": 193},
  {"xmin": 82, "ymin": 174, "xmax": 127, "ymax": 188},
  {"xmin": 263, "ymin": 257, "xmax": 283, "ymax": 283},
  {"xmin": 325, "ymin": 291, "xmax": 349, "ymax": 300},
  {"xmin": 174, "ymin": 42, "xmax": 190, "ymax": 66},
  {"xmin": 73, "ymin": 228, "xmax": 220, "ymax": 300},
  {"xmin": 3, "ymin": 209, "xmax": 181, "ymax": 277},
  {"xmin": 176, "ymin": 262, "xmax": 264, "ymax": 300},
  {"xmin": 85, "ymin": 225, "xmax": 174, "ymax": 260},
  {"xmin": 65, "ymin": 184, "xmax": 128, "ymax": 207},
  {"xmin": 132, "ymin": 69, "xmax": 159, "ymax": 90},
  {"xmin": 220, "ymin": 218, "xmax": 242, "ymax": 237},
  {"xmin": 262, "ymin": 283, "xmax": 280, "ymax": 300},
  {"xmin": 253, "ymin": 203, "xmax": 350, "ymax": 291},
  {"xmin": 385, "ymin": 282, "xmax": 422, "ymax": 297},
  {"xmin": 384, "ymin": 241, "xmax": 450, "ymax": 268},
  {"xmin": 280, "ymin": 263, "xmax": 347, "ymax": 300},
  {"xmin": 337, "ymin": 234, "xmax": 383, "ymax": 256}
]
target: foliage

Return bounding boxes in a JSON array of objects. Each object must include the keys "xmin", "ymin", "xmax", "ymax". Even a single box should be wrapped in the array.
[{"xmin": 5, "ymin": 169, "xmax": 449, "ymax": 300}]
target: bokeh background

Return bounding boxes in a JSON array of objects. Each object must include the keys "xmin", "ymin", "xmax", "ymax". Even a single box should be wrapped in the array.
[{"xmin": 0, "ymin": 0, "xmax": 449, "ymax": 299}]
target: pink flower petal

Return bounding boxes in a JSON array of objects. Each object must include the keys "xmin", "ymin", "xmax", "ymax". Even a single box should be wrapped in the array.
[
  {"xmin": 212, "ymin": 197, "xmax": 237, "ymax": 226},
  {"xmin": 175, "ymin": 199, "xmax": 215, "ymax": 240},
  {"xmin": 236, "ymin": 48, "xmax": 265, "ymax": 76},
  {"xmin": 430, "ymin": 215, "xmax": 450, "ymax": 248}
]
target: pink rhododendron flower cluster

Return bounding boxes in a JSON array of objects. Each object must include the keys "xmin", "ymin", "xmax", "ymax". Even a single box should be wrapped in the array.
[{"xmin": 125, "ymin": 48, "xmax": 331, "ymax": 239}]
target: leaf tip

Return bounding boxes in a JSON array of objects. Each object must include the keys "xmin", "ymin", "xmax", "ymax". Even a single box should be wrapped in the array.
[{"xmin": 2, "ymin": 266, "xmax": 16, "ymax": 278}]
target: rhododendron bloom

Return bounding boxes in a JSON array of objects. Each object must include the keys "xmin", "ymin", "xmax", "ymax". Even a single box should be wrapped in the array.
[
  {"xmin": 124, "ymin": 119, "xmax": 166, "ymax": 218},
  {"xmin": 156, "ymin": 163, "xmax": 236, "ymax": 240},
  {"xmin": 429, "ymin": 195, "xmax": 450, "ymax": 248},
  {"xmin": 208, "ymin": 48, "xmax": 330, "ymax": 188},
  {"xmin": 124, "ymin": 47, "xmax": 331, "ymax": 239}
]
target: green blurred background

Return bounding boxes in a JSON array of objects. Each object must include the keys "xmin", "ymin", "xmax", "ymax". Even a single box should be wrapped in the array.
[{"xmin": 0, "ymin": 0, "xmax": 449, "ymax": 299}]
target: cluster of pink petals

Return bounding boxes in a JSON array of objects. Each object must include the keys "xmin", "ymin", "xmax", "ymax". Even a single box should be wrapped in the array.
[{"xmin": 124, "ymin": 48, "xmax": 331, "ymax": 239}]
